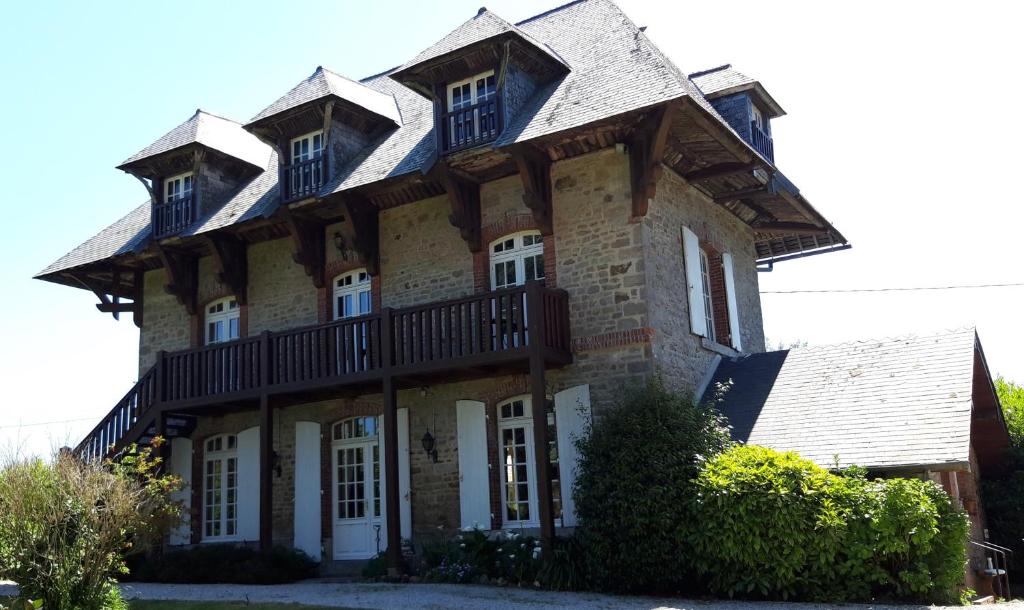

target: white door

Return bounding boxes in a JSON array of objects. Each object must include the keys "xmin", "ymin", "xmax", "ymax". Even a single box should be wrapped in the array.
[{"xmin": 331, "ymin": 416, "xmax": 384, "ymax": 559}]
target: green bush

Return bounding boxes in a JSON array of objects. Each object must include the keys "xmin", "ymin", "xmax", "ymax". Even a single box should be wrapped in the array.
[
  {"xmin": 573, "ymin": 377, "xmax": 732, "ymax": 593},
  {"xmin": 690, "ymin": 445, "xmax": 969, "ymax": 603},
  {"xmin": 537, "ymin": 536, "xmax": 588, "ymax": 591},
  {"xmin": 128, "ymin": 545, "xmax": 317, "ymax": 584},
  {"xmin": 420, "ymin": 528, "xmax": 542, "ymax": 585},
  {"xmin": 0, "ymin": 442, "xmax": 181, "ymax": 610}
]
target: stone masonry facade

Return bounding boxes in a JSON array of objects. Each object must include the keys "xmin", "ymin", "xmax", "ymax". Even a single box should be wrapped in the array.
[{"xmin": 142, "ymin": 147, "xmax": 767, "ymax": 552}]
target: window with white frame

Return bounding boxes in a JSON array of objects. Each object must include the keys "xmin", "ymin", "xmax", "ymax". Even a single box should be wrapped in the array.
[
  {"xmin": 288, "ymin": 130, "xmax": 325, "ymax": 197},
  {"xmin": 164, "ymin": 172, "xmax": 193, "ymax": 203},
  {"xmin": 490, "ymin": 231, "xmax": 545, "ymax": 290},
  {"xmin": 203, "ymin": 434, "xmax": 238, "ymax": 540},
  {"xmin": 205, "ymin": 297, "xmax": 240, "ymax": 345},
  {"xmin": 698, "ymin": 249, "xmax": 716, "ymax": 342},
  {"xmin": 751, "ymin": 104, "xmax": 770, "ymax": 135},
  {"xmin": 333, "ymin": 269, "xmax": 372, "ymax": 319},
  {"xmin": 496, "ymin": 396, "xmax": 561, "ymax": 527},
  {"xmin": 447, "ymin": 70, "xmax": 498, "ymax": 147},
  {"xmin": 332, "ymin": 416, "xmax": 381, "ymax": 519}
]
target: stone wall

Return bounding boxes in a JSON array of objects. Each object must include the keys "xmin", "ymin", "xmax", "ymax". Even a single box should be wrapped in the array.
[
  {"xmin": 138, "ymin": 268, "xmax": 191, "ymax": 374},
  {"xmin": 246, "ymin": 238, "xmax": 319, "ymax": 333},
  {"xmin": 643, "ymin": 168, "xmax": 766, "ymax": 396}
]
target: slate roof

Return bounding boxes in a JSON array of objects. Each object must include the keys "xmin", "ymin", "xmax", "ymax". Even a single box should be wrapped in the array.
[
  {"xmin": 247, "ymin": 66, "xmax": 402, "ymax": 127},
  {"xmin": 36, "ymin": 202, "xmax": 151, "ymax": 277},
  {"xmin": 396, "ymin": 8, "xmax": 568, "ymax": 75},
  {"xmin": 689, "ymin": 63, "xmax": 786, "ymax": 118},
  {"xmin": 702, "ymin": 328, "xmax": 980, "ymax": 470},
  {"xmin": 118, "ymin": 110, "xmax": 271, "ymax": 171},
  {"xmin": 36, "ymin": 0, "xmax": 824, "ymax": 279}
]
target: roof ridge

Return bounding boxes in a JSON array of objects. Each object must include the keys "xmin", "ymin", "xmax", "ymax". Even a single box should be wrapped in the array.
[
  {"xmin": 194, "ymin": 108, "xmax": 244, "ymax": 125},
  {"xmin": 514, "ymin": 0, "xmax": 587, "ymax": 26},
  {"xmin": 688, "ymin": 64, "xmax": 733, "ymax": 79},
  {"xmin": 785, "ymin": 327, "xmax": 978, "ymax": 353}
]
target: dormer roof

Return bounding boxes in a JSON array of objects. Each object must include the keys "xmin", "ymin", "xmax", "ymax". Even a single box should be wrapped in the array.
[
  {"xmin": 117, "ymin": 109, "xmax": 271, "ymax": 173},
  {"xmin": 690, "ymin": 64, "xmax": 786, "ymax": 118},
  {"xmin": 246, "ymin": 66, "xmax": 402, "ymax": 128},
  {"xmin": 390, "ymin": 7, "xmax": 569, "ymax": 95}
]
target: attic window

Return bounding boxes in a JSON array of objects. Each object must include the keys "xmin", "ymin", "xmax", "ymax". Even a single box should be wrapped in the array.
[
  {"xmin": 284, "ymin": 130, "xmax": 325, "ymax": 202},
  {"xmin": 153, "ymin": 172, "xmax": 196, "ymax": 239},
  {"xmin": 441, "ymin": 70, "xmax": 499, "ymax": 154}
]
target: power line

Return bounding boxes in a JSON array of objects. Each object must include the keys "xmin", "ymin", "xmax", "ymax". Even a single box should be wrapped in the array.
[
  {"xmin": 762, "ymin": 282, "xmax": 1024, "ymax": 295},
  {"xmin": 0, "ymin": 416, "xmax": 101, "ymax": 430}
]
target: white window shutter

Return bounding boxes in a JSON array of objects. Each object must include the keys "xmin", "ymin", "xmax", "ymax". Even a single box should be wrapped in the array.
[
  {"xmin": 236, "ymin": 426, "xmax": 261, "ymax": 542},
  {"xmin": 682, "ymin": 227, "xmax": 707, "ymax": 337},
  {"xmin": 456, "ymin": 400, "xmax": 490, "ymax": 529},
  {"xmin": 293, "ymin": 421, "xmax": 321, "ymax": 560},
  {"xmin": 554, "ymin": 384, "xmax": 592, "ymax": 527},
  {"xmin": 168, "ymin": 437, "xmax": 192, "ymax": 546},
  {"xmin": 721, "ymin": 252, "xmax": 743, "ymax": 351},
  {"xmin": 397, "ymin": 407, "xmax": 412, "ymax": 540}
]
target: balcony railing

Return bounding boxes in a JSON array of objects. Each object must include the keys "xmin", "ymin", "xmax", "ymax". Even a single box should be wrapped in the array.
[
  {"xmin": 152, "ymin": 195, "xmax": 196, "ymax": 239},
  {"xmin": 76, "ymin": 282, "xmax": 571, "ymax": 460},
  {"xmin": 440, "ymin": 98, "xmax": 500, "ymax": 154},
  {"xmin": 282, "ymin": 153, "xmax": 327, "ymax": 202},
  {"xmin": 750, "ymin": 121, "xmax": 774, "ymax": 163}
]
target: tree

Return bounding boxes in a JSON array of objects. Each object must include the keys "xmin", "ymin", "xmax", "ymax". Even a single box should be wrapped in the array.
[{"xmin": 996, "ymin": 376, "xmax": 1024, "ymax": 446}]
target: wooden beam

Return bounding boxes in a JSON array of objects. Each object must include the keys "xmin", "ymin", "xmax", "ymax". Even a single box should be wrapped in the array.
[
  {"xmin": 713, "ymin": 185, "xmax": 770, "ymax": 204},
  {"xmin": 628, "ymin": 103, "xmax": 674, "ymax": 221},
  {"xmin": 96, "ymin": 302, "xmax": 137, "ymax": 313},
  {"xmin": 437, "ymin": 163, "xmax": 482, "ymax": 253},
  {"xmin": 678, "ymin": 96, "xmax": 756, "ymax": 163},
  {"xmin": 133, "ymin": 270, "xmax": 144, "ymax": 329},
  {"xmin": 280, "ymin": 205, "xmax": 326, "ymax": 288},
  {"xmin": 203, "ymin": 234, "xmax": 248, "ymax": 304},
  {"xmin": 70, "ymin": 270, "xmax": 143, "ymax": 324},
  {"xmin": 683, "ymin": 161, "xmax": 761, "ymax": 183},
  {"xmin": 753, "ymin": 222, "xmax": 830, "ymax": 236},
  {"xmin": 341, "ymin": 193, "xmax": 381, "ymax": 275},
  {"xmin": 154, "ymin": 242, "xmax": 199, "ymax": 315},
  {"xmin": 509, "ymin": 144, "xmax": 553, "ymax": 235},
  {"xmin": 259, "ymin": 394, "xmax": 274, "ymax": 552}
]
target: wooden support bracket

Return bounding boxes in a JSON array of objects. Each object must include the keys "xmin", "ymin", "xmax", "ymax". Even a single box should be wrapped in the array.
[
  {"xmin": 70, "ymin": 269, "xmax": 144, "ymax": 327},
  {"xmin": 437, "ymin": 163, "xmax": 482, "ymax": 253},
  {"xmin": 154, "ymin": 242, "xmax": 199, "ymax": 315},
  {"xmin": 203, "ymin": 234, "xmax": 248, "ymax": 304},
  {"xmin": 628, "ymin": 103, "xmax": 674, "ymax": 221},
  {"xmin": 341, "ymin": 193, "xmax": 381, "ymax": 275},
  {"xmin": 281, "ymin": 205, "xmax": 326, "ymax": 288},
  {"xmin": 510, "ymin": 144, "xmax": 553, "ymax": 235}
]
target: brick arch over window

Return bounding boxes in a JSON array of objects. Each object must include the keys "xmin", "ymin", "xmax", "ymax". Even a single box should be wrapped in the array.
[
  {"xmin": 318, "ymin": 260, "xmax": 382, "ymax": 324},
  {"xmin": 473, "ymin": 214, "xmax": 557, "ymax": 293},
  {"xmin": 190, "ymin": 289, "xmax": 248, "ymax": 348},
  {"xmin": 318, "ymin": 400, "xmax": 383, "ymax": 543}
]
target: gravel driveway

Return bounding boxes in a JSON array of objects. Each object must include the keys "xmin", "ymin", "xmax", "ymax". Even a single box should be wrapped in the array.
[{"xmin": 1, "ymin": 581, "xmax": 1016, "ymax": 609}]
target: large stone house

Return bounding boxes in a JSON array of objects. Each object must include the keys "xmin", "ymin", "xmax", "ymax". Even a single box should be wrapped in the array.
[{"xmin": 36, "ymin": 0, "xmax": 849, "ymax": 572}]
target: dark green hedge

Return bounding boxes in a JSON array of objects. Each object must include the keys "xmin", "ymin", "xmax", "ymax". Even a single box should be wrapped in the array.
[{"xmin": 126, "ymin": 545, "xmax": 317, "ymax": 584}]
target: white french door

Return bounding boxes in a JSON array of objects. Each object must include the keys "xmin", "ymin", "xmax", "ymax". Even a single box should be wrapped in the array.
[{"xmin": 331, "ymin": 417, "xmax": 384, "ymax": 559}]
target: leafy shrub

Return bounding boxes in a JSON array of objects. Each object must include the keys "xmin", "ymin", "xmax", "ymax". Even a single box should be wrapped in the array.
[
  {"xmin": 361, "ymin": 552, "xmax": 389, "ymax": 579},
  {"xmin": 690, "ymin": 445, "xmax": 969, "ymax": 603},
  {"xmin": 128, "ymin": 544, "xmax": 317, "ymax": 584},
  {"xmin": 573, "ymin": 377, "xmax": 732, "ymax": 593},
  {"xmin": 0, "ymin": 441, "xmax": 181, "ymax": 610},
  {"xmin": 421, "ymin": 528, "xmax": 542, "ymax": 585},
  {"xmin": 537, "ymin": 536, "xmax": 588, "ymax": 591}
]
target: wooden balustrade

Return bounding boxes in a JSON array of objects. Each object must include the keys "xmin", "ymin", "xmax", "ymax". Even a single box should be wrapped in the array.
[
  {"xmin": 440, "ymin": 98, "xmax": 500, "ymax": 154},
  {"xmin": 152, "ymin": 194, "xmax": 196, "ymax": 238},
  {"xmin": 282, "ymin": 154, "xmax": 327, "ymax": 202},
  {"xmin": 76, "ymin": 283, "xmax": 570, "ymax": 458},
  {"xmin": 750, "ymin": 121, "xmax": 774, "ymax": 163}
]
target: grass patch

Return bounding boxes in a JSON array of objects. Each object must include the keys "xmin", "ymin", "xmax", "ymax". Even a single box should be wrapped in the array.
[{"xmin": 130, "ymin": 603, "xmax": 360, "ymax": 610}]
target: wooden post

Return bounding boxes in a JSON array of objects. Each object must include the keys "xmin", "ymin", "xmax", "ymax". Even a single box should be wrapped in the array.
[
  {"xmin": 259, "ymin": 394, "xmax": 273, "ymax": 551},
  {"xmin": 526, "ymin": 281, "xmax": 555, "ymax": 543},
  {"xmin": 380, "ymin": 307, "xmax": 402, "ymax": 574}
]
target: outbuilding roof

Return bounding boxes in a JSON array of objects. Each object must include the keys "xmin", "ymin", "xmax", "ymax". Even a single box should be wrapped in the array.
[
  {"xmin": 118, "ymin": 110, "xmax": 271, "ymax": 171},
  {"xmin": 701, "ymin": 328, "xmax": 1004, "ymax": 471}
]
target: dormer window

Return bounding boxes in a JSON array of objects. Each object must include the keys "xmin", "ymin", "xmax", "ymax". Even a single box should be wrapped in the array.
[
  {"xmin": 442, "ymin": 70, "xmax": 499, "ymax": 154},
  {"xmin": 153, "ymin": 171, "xmax": 196, "ymax": 239},
  {"xmin": 284, "ymin": 130, "xmax": 325, "ymax": 202},
  {"xmin": 749, "ymin": 103, "xmax": 774, "ymax": 163}
]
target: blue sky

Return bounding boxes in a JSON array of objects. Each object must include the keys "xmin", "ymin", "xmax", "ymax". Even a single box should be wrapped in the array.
[{"xmin": 2, "ymin": 0, "xmax": 1022, "ymax": 457}]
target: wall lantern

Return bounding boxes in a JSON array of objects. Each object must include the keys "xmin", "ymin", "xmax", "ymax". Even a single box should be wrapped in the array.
[
  {"xmin": 333, "ymin": 232, "xmax": 350, "ymax": 260},
  {"xmin": 421, "ymin": 430, "xmax": 438, "ymax": 463}
]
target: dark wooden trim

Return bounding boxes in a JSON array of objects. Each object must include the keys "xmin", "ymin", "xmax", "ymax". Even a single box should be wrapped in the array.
[
  {"xmin": 683, "ymin": 161, "xmax": 761, "ymax": 183},
  {"xmin": 510, "ymin": 145, "xmax": 553, "ymax": 235},
  {"xmin": 713, "ymin": 185, "xmax": 770, "ymax": 204},
  {"xmin": 526, "ymin": 282, "xmax": 554, "ymax": 543},
  {"xmin": 258, "ymin": 394, "xmax": 273, "ymax": 551},
  {"xmin": 133, "ymin": 270, "xmax": 144, "ymax": 328},
  {"xmin": 341, "ymin": 193, "xmax": 381, "ymax": 276},
  {"xmin": 280, "ymin": 205, "xmax": 327, "ymax": 288},
  {"xmin": 628, "ymin": 103, "xmax": 674, "ymax": 221},
  {"xmin": 203, "ymin": 234, "xmax": 248, "ymax": 305},
  {"xmin": 437, "ymin": 163, "xmax": 482, "ymax": 253},
  {"xmin": 154, "ymin": 243, "xmax": 199, "ymax": 315},
  {"xmin": 752, "ymin": 221, "xmax": 830, "ymax": 236}
]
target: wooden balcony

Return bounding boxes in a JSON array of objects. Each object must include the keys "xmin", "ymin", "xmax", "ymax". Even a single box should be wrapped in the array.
[
  {"xmin": 750, "ymin": 120, "xmax": 774, "ymax": 163},
  {"xmin": 152, "ymin": 194, "xmax": 196, "ymax": 239},
  {"xmin": 77, "ymin": 282, "xmax": 571, "ymax": 460},
  {"xmin": 439, "ymin": 98, "xmax": 501, "ymax": 154},
  {"xmin": 281, "ymin": 153, "xmax": 327, "ymax": 203}
]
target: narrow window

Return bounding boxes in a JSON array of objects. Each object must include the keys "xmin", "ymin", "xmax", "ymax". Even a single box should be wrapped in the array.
[
  {"xmin": 205, "ymin": 297, "xmax": 240, "ymax": 345},
  {"xmin": 203, "ymin": 434, "xmax": 238, "ymax": 540},
  {"xmin": 699, "ymin": 249, "xmax": 716, "ymax": 342},
  {"xmin": 288, "ymin": 130, "xmax": 325, "ymax": 198},
  {"xmin": 164, "ymin": 172, "xmax": 193, "ymax": 203},
  {"xmin": 496, "ymin": 396, "xmax": 561, "ymax": 526},
  {"xmin": 446, "ymin": 70, "xmax": 497, "ymax": 148}
]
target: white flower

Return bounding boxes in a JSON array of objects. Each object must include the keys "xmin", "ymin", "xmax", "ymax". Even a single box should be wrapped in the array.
[{"xmin": 459, "ymin": 543, "xmax": 466, "ymax": 548}]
